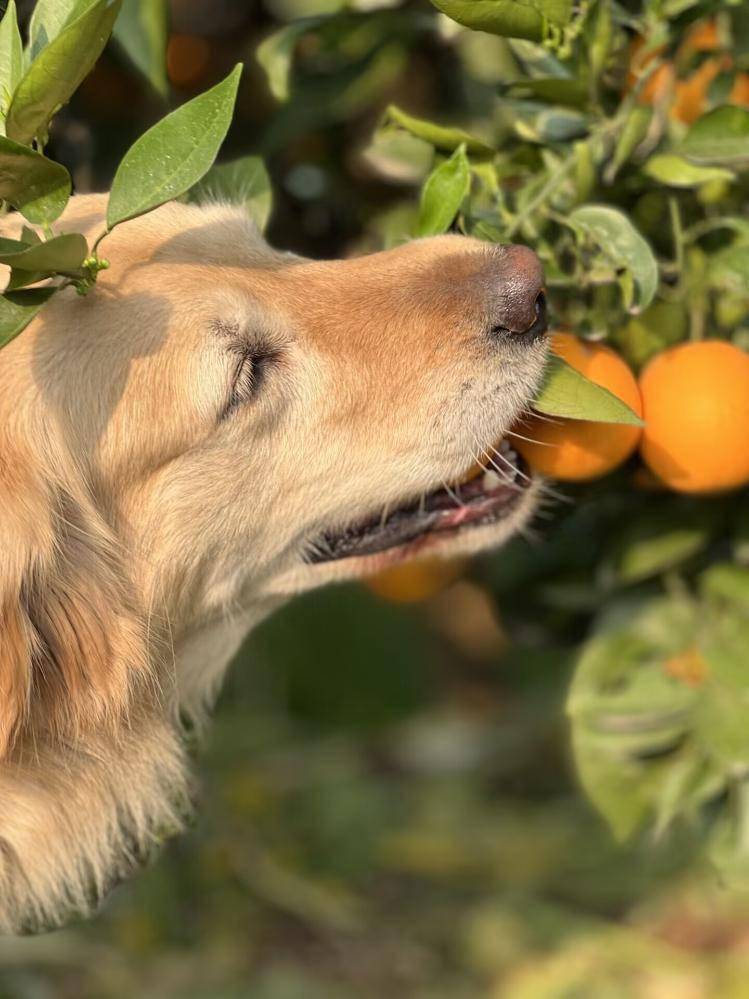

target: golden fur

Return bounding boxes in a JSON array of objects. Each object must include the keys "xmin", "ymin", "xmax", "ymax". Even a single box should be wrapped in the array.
[{"xmin": 0, "ymin": 194, "xmax": 547, "ymax": 932}]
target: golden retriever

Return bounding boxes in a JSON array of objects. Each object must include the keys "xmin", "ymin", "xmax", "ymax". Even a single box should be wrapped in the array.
[{"xmin": 0, "ymin": 193, "xmax": 547, "ymax": 932}]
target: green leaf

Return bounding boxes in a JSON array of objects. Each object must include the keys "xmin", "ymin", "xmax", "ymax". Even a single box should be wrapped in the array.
[
  {"xmin": 0, "ymin": 232, "xmax": 87, "ymax": 272},
  {"xmin": 0, "ymin": 135, "xmax": 71, "ymax": 224},
  {"xmin": 0, "ymin": 0, "xmax": 23, "ymax": 133},
  {"xmin": 27, "ymin": 0, "xmax": 94, "ymax": 60},
  {"xmin": 606, "ymin": 105, "xmax": 652, "ymax": 182},
  {"xmin": 0, "ymin": 287, "xmax": 56, "ymax": 349},
  {"xmin": 708, "ymin": 244, "xmax": 749, "ymax": 293},
  {"xmin": 189, "ymin": 155, "xmax": 273, "ymax": 232},
  {"xmin": 680, "ymin": 106, "xmax": 749, "ymax": 165},
  {"xmin": 569, "ymin": 205, "xmax": 658, "ymax": 314},
  {"xmin": 612, "ymin": 300, "xmax": 687, "ymax": 369},
  {"xmin": 610, "ymin": 508, "xmax": 715, "ymax": 584},
  {"xmin": 416, "ymin": 143, "xmax": 470, "ymax": 237},
  {"xmin": 361, "ymin": 127, "xmax": 434, "ymax": 185},
  {"xmin": 532, "ymin": 354, "xmax": 644, "ymax": 426},
  {"xmin": 6, "ymin": 0, "xmax": 122, "ymax": 146},
  {"xmin": 643, "ymin": 153, "xmax": 735, "ymax": 188},
  {"xmin": 256, "ymin": 19, "xmax": 323, "ymax": 103},
  {"xmin": 700, "ymin": 563, "xmax": 749, "ymax": 606},
  {"xmin": 384, "ymin": 105, "xmax": 493, "ymax": 156},
  {"xmin": 567, "ymin": 597, "xmax": 701, "ymax": 840},
  {"xmin": 113, "ymin": 0, "xmax": 168, "ymax": 98},
  {"xmin": 429, "ymin": 0, "xmax": 572, "ymax": 43},
  {"xmin": 107, "ymin": 63, "xmax": 243, "ymax": 231}
]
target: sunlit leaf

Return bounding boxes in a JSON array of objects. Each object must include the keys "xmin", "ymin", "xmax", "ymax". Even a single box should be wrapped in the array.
[
  {"xmin": 27, "ymin": 0, "xmax": 93, "ymax": 60},
  {"xmin": 189, "ymin": 155, "xmax": 273, "ymax": 232},
  {"xmin": 0, "ymin": 287, "xmax": 56, "ymax": 349},
  {"xmin": 385, "ymin": 105, "xmax": 493, "ymax": 155},
  {"xmin": 113, "ymin": 0, "xmax": 168, "ymax": 97},
  {"xmin": 107, "ymin": 63, "xmax": 242, "ymax": 230},
  {"xmin": 416, "ymin": 143, "xmax": 470, "ymax": 237},
  {"xmin": 361, "ymin": 127, "xmax": 434, "ymax": 185},
  {"xmin": 569, "ymin": 205, "xmax": 658, "ymax": 313},
  {"xmin": 680, "ymin": 105, "xmax": 749, "ymax": 165},
  {"xmin": 6, "ymin": 0, "xmax": 122, "ymax": 146},
  {"xmin": 429, "ymin": 0, "xmax": 572, "ymax": 43},
  {"xmin": 532, "ymin": 355, "xmax": 644, "ymax": 425},
  {"xmin": 0, "ymin": 135, "xmax": 71, "ymax": 224},
  {"xmin": 0, "ymin": 1, "xmax": 23, "ymax": 133},
  {"xmin": 643, "ymin": 153, "xmax": 734, "ymax": 188}
]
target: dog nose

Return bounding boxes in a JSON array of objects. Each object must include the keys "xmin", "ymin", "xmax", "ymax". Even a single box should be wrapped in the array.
[{"xmin": 489, "ymin": 244, "xmax": 547, "ymax": 340}]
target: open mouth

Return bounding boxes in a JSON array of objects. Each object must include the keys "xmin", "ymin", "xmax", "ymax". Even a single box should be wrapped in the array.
[{"xmin": 309, "ymin": 440, "xmax": 532, "ymax": 563}]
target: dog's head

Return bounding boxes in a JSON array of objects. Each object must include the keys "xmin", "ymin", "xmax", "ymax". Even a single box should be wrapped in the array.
[{"xmin": 0, "ymin": 193, "xmax": 546, "ymax": 930}]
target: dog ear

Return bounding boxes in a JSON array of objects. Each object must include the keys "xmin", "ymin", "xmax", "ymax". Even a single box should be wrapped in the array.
[
  {"xmin": 0, "ymin": 444, "xmax": 149, "ymax": 756},
  {"xmin": 0, "ymin": 440, "xmax": 188, "ymax": 933}
]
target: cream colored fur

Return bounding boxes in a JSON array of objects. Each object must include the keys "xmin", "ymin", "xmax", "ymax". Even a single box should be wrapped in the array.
[{"xmin": 0, "ymin": 194, "xmax": 547, "ymax": 932}]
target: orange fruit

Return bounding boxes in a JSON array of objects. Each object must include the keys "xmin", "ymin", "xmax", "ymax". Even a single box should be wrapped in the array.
[
  {"xmin": 671, "ymin": 56, "xmax": 725, "ymax": 124},
  {"xmin": 366, "ymin": 557, "xmax": 466, "ymax": 603},
  {"xmin": 510, "ymin": 333, "xmax": 643, "ymax": 482},
  {"xmin": 639, "ymin": 341, "xmax": 749, "ymax": 494},
  {"xmin": 626, "ymin": 37, "xmax": 674, "ymax": 105},
  {"xmin": 680, "ymin": 18, "xmax": 719, "ymax": 55}
]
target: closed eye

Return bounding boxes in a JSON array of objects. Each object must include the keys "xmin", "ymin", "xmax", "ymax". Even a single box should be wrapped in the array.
[{"xmin": 220, "ymin": 347, "xmax": 279, "ymax": 421}]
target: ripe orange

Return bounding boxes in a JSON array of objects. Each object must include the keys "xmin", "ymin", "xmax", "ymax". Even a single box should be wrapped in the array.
[
  {"xmin": 366, "ymin": 557, "xmax": 466, "ymax": 603},
  {"xmin": 626, "ymin": 20, "xmax": 749, "ymax": 123},
  {"xmin": 510, "ymin": 333, "xmax": 643, "ymax": 482},
  {"xmin": 639, "ymin": 341, "xmax": 749, "ymax": 494}
]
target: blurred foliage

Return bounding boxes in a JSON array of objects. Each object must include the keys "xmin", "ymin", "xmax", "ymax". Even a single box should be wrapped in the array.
[{"xmin": 4, "ymin": 0, "xmax": 749, "ymax": 995}]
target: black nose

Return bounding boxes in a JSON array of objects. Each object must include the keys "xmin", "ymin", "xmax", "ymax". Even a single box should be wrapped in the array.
[{"xmin": 488, "ymin": 244, "xmax": 547, "ymax": 341}]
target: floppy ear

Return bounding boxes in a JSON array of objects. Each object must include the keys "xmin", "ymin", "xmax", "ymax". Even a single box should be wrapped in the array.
[
  {"xmin": 0, "ymin": 440, "xmax": 149, "ymax": 756},
  {"xmin": 0, "ymin": 440, "xmax": 190, "ymax": 933}
]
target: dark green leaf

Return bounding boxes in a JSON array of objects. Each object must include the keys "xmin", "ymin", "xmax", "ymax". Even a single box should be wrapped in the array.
[
  {"xmin": 0, "ymin": 135, "xmax": 71, "ymax": 224},
  {"xmin": 189, "ymin": 155, "xmax": 273, "ymax": 232},
  {"xmin": 429, "ymin": 0, "xmax": 572, "ymax": 43},
  {"xmin": 0, "ymin": 287, "xmax": 56, "ymax": 349},
  {"xmin": 643, "ymin": 154, "xmax": 734, "ymax": 188},
  {"xmin": 532, "ymin": 354, "xmax": 644, "ymax": 425},
  {"xmin": 113, "ymin": 0, "xmax": 168, "ymax": 98},
  {"xmin": 569, "ymin": 205, "xmax": 658, "ymax": 313},
  {"xmin": 0, "ymin": 0, "xmax": 23, "ymax": 130},
  {"xmin": 6, "ymin": 0, "xmax": 122, "ymax": 146},
  {"xmin": 416, "ymin": 144, "xmax": 470, "ymax": 237},
  {"xmin": 107, "ymin": 63, "xmax": 242, "ymax": 230},
  {"xmin": 0, "ymin": 232, "xmax": 87, "ymax": 272},
  {"xmin": 680, "ymin": 106, "xmax": 749, "ymax": 165},
  {"xmin": 385, "ymin": 105, "xmax": 493, "ymax": 155}
]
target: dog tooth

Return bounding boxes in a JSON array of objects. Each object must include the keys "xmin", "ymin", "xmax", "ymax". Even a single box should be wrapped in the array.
[{"xmin": 482, "ymin": 469, "xmax": 503, "ymax": 492}]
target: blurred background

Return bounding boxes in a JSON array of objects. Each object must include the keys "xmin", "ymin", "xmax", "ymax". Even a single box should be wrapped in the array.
[{"xmin": 4, "ymin": 0, "xmax": 749, "ymax": 996}]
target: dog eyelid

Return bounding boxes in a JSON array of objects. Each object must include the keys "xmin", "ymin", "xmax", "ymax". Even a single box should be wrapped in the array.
[{"xmin": 219, "ymin": 345, "xmax": 279, "ymax": 422}]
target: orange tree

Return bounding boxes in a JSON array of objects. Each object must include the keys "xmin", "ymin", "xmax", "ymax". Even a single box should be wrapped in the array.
[{"xmin": 255, "ymin": 0, "xmax": 749, "ymax": 885}]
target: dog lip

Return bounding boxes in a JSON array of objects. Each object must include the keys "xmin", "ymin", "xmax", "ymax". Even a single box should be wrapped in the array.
[{"xmin": 307, "ymin": 447, "xmax": 531, "ymax": 564}]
